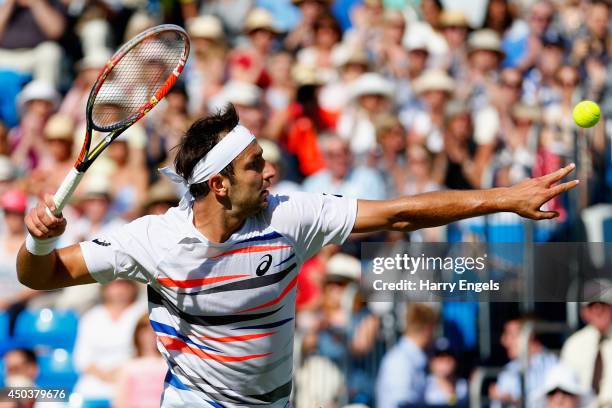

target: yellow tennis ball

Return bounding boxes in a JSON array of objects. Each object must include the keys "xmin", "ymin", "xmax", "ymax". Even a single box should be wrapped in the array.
[{"xmin": 573, "ymin": 101, "xmax": 601, "ymax": 128}]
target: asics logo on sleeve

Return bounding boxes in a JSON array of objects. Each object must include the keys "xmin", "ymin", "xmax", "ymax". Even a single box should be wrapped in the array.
[
  {"xmin": 256, "ymin": 254, "xmax": 273, "ymax": 276},
  {"xmin": 92, "ymin": 238, "xmax": 111, "ymax": 246}
]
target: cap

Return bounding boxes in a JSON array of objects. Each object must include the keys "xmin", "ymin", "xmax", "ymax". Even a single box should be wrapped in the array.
[
  {"xmin": 187, "ymin": 15, "xmax": 224, "ymax": 40},
  {"xmin": 244, "ymin": 8, "xmax": 280, "ymax": 34},
  {"xmin": 326, "ymin": 253, "xmax": 361, "ymax": 282},
  {"xmin": 439, "ymin": 10, "xmax": 470, "ymax": 28},
  {"xmin": 218, "ymin": 81, "xmax": 262, "ymax": 107},
  {"xmin": 1, "ymin": 189, "xmax": 28, "ymax": 213},
  {"xmin": 349, "ymin": 73, "xmax": 394, "ymax": 100},
  {"xmin": 404, "ymin": 32, "xmax": 429, "ymax": 52},
  {"xmin": 468, "ymin": 29, "xmax": 503, "ymax": 54},
  {"xmin": 144, "ymin": 180, "xmax": 179, "ymax": 208},
  {"xmin": 82, "ymin": 174, "xmax": 112, "ymax": 200},
  {"xmin": 511, "ymin": 103, "xmax": 542, "ymax": 123},
  {"xmin": 292, "ymin": 64, "xmax": 325, "ymax": 87},
  {"xmin": 17, "ymin": 80, "xmax": 60, "ymax": 113},
  {"xmin": 413, "ymin": 69, "xmax": 455, "ymax": 94},
  {"xmin": 581, "ymin": 278, "xmax": 612, "ymax": 306},
  {"xmin": 45, "ymin": 114, "xmax": 75, "ymax": 141},
  {"xmin": 0, "ymin": 155, "xmax": 15, "ymax": 182},
  {"xmin": 258, "ymin": 139, "xmax": 282, "ymax": 164},
  {"xmin": 532, "ymin": 364, "xmax": 593, "ymax": 404},
  {"xmin": 331, "ymin": 45, "xmax": 369, "ymax": 68}
]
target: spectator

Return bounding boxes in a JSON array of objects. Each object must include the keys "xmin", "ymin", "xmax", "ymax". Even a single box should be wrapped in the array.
[
  {"xmin": 296, "ymin": 11, "xmax": 342, "ymax": 84},
  {"xmin": 9, "ymin": 80, "xmax": 59, "ymax": 172},
  {"xmin": 62, "ymin": 175, "xmax": 126, "ymax": 245},
  {"xmin": 369, "ymin": 113, "xmax": 407, "ymax": 198},
  {"xmin": 73, "ymin": 279, "xmax": 145, "ymax": 402},
  {"xmin": 439, "ymin": 10, "xmax": 471, "ymax": 81},
  {"xmin": 570, "ymin": 1, "xmax": 609, "ymax": 69},
  {"xmin": 184, "ymin": 15, "xmax": 227, "ymax": 117},
  {"xmin": 0, "ymin": 0, "xmax": 65, "ymax": 86},
  {"xmin": 371, "ymin": 10, "xmax": 408, "ymax": 80},
  {"xmin": 490, "ymin": 316, "xmax": 558, "ymax": 408},
  {"xmin": 464, "ymin": 29, "xmax": 505, "ymax": 107},
  {"xmin": 284, "ymin": 0, "xmax": 331, "ymax": 52},
  {"xmin": 59, "ymin": 51, "xmax": 111, "ymax": 130},
  {"xmin": 338, "ymin": 72, "xmax": 394, "ymax": 160},
  {"xmin": 280, "ymin": 64, "xmax": 329, "ymax": 178},
  {"xmin": 504, "ymin": 0, "xmax": 557, "ymax": 72},
  {"xmin": 561, "ymin": 280, "xmax": 612, "ymax": 406},
  {"xmin": 212, "ymin": 81, "xmax": 267, "ymax": 139},
  {"xmin": 114, "ymin": 314, "xmax": 167, "ymax": 408},
  {"xmin": 105, "ymin": 133, "xmax": 148, "ymax": 221},
  {"xmin": 402, "ymin": 69, "xmax": 455, "ymax": 155},
  {"xmin": 439, "ymin": 100, "xmax": 482, "ymax": 190},
  {"xmin": 302, "ymin": 135, "xmax": 386, "ymax": 200},
  {"xmin": 0, "ymin": 189, "xmax": 37, "ymax": 334},
  {"xmin": 3, "ymin": 348, "xmax": 38, "ymax": 387},
  {"xmin": 0, "ymin": 155, "xmax": 16, "ymax": 196},
  {"xmin": 403, "ymin": 144, "xmax": 445, "ymax": 242},
  {"xmin": 259, "ymin": 138, "xmax": 300, "ymax": 195},
  {"xmin": 229, "ymin": 8, "xmax": 279, "ymax": 87},
  {"xmin": 483, "ymin": 0, "xmax": 516, "ymax": 38},
  {"xmin": 304, "ymin": 253, "xmax": 380, "ymax": 406},
  {"xmin": 28, "ymin": 114, "xmax": 75, "ymax": 197},
  {"xmin": 319, "ymin": 46, "xmax": 369, "ymax": 118},
  {"xmin": 523, "ymin": 32, "xmax": 567, "ymax": 107},
  {"xmin": 376, "ymin": 303, "xmax": 438, "ymax": 408},
  {"xmin": 142, "ymin": 180, "xmax": 179, "ymax": 216},
  {"xmin": 402, "ymin": 0, "xmax": 448, "ymax": 67},
  {"xmin": 424, "ymin": 339, "xmax": 469, "ymax": 406}
]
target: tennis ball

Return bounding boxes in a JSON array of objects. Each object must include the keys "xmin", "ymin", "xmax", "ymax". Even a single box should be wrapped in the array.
[{"xmin": 573, "ymin": 101, "xmax": 601, "ymax": 128}]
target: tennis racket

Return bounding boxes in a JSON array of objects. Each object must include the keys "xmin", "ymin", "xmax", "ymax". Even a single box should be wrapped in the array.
[{"xmin": 51, "ymin": 24, "xmax": 190, "ymax": 216}]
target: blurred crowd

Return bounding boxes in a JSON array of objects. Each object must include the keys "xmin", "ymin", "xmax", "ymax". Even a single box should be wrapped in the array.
[{"xmin": 0, "ymin": 0, "xmax": 611, "ymax": 407}]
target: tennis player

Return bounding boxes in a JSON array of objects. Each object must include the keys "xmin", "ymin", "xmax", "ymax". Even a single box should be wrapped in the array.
[{"xmin": 17, "ymin": 105, "xmax": 578, "ymax": 407}]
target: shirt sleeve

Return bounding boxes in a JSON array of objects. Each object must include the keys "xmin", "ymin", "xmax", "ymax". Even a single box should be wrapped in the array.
[
  {"xmin": 79, "ymin": 216, "xmax": 160, "ymax": 284},
  {"xmin": 266, "ymin": 192, "xmax": 357, "ymax": 262}
]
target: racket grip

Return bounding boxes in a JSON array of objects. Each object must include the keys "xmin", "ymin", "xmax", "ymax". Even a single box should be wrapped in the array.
[{"xmin": 52, "ymin": 168, "xmax": 84, "ymax": 216}]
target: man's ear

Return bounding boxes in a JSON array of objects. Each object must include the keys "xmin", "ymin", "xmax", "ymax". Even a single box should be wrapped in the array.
[{"xmin": 208, "ymin": 174, "xmax": 228, "ymax": 196}]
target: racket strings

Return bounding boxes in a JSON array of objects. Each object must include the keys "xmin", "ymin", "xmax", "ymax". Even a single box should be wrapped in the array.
[{"xmin": 92, "ymin": 30, "xmax": 186, "ymax": 129}]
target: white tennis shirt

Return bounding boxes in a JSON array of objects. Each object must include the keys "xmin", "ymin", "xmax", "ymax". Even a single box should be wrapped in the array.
[{"xmin": 79, "ymin": 192, "xmax": 357, "ymax": 407}]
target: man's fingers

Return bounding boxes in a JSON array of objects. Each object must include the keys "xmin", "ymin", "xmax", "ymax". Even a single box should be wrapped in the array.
[
  {"xmin": 547, "ymin": 179, "xmax": 580, "ymax": 198},
  {"xmin": 543, "ymin": 163, "xmax": 576, "ymax": 186},
  {"xmin": 535, "ymin": 211, "xmax": 559, "ymax": 220}
]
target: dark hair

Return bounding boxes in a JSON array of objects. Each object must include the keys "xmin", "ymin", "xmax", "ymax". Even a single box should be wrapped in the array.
[
  {"xmin": 313, "ymin": 12, "xmax": 342, "ymax": 39},
  {"xmin": 7, "ymin": 348, "xmax": 37, "ymax": 365},
  {"xmin": 174, "ymin": 104, "xmax": 240, "ymax": 199}
]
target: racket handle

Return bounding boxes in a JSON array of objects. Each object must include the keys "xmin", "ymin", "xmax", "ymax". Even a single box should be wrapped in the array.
[{"xmin": 52, "ymin": 168, "xmax": 84, "ymax": 216}]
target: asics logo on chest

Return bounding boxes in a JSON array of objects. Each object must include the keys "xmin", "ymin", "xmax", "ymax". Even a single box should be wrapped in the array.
[{"xmin": 256, "ymin": 254, "xmax": 273, "ymax": 276}]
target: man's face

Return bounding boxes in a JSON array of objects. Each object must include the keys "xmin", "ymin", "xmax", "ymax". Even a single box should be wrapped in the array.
[
  {"xmin": 581, "ymin": 302, "xmax": 612, "ymax": 333},
  {"xmin": 547, "ymin": 390, "xmax": 579, "ymax": 408},
  {"xmin": 501, "ymin": 320, "xmax": 521, "ymax": 359},
  {"xmin": 4, "ymin": 351, "xmax": 37, "ymax": 381},
  {"xmin": 225, "ymin": 142, "xmax": 275, "ymax": 216}
]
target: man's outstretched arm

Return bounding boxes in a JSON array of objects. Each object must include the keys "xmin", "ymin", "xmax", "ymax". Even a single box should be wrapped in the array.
[
  {"xmin": 353, "ymin": 163, "xmax": 579, "ymax": 233},
  {"xmin": 17, "ymin": 194, "xmax": 95, "ymax": 290}
]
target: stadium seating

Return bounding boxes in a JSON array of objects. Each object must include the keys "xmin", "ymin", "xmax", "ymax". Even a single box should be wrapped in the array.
[
  {"xmin": 36, "ymin": 348, "xmax": 78, "ymax": 394},
  {"xmin": 14, "ymin": 308, "xmax": 79, "ymax": 351},
  {"xmin": 0, "ymin": 311, "xmax": 9, "ymax": 356}
]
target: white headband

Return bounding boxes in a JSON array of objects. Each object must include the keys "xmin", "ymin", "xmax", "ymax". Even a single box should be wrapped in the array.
[{"xmin": 159, "ymin": 124, "xmax": 256, "ymax": 208}]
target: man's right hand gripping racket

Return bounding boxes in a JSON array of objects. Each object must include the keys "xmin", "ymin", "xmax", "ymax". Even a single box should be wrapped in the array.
[{"xmin": 51, "ymin": 24, "xmax": 190, "ymax": 216}]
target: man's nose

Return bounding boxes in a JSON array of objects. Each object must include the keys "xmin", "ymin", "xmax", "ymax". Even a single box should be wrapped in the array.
[{"xmin": 263, "ymin": 161, "xmax": 276, "ymax": 180}]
